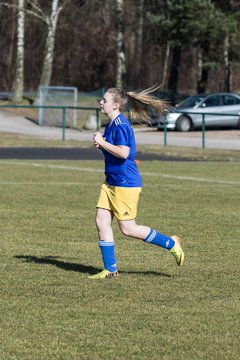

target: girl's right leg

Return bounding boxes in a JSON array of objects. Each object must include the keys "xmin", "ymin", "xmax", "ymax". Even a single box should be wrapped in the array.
[
  {"xmin": 96, "ymin": 207, "xmax": 115, "ymax": 242},
  {"xmin": 88, "ymin": 208, "xmax": 118, "ymax": 279}
]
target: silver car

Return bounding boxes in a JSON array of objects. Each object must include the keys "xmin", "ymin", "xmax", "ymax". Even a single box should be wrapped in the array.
[{"xmin": 157, "ymin": 93, "xmax": 240, "ymax": 131}]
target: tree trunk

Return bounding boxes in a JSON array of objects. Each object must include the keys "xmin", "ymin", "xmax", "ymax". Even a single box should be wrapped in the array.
[
  {"xmin": 116, "ymin": 0, "xmax": 126, "ymax": 89},
  {"xmin": 224, "ymin": 35, "xmax": 232, "ymax": 92},
  {"xmin": 12, "ymin": 0, "xmax": 24, "ymax": 103},
  {"xmin": 162, "ymin": 41, "xmax": 170, "ymax": 91},
  {"xmin": 168, "ymin": 45, "xmax": 181, "ymax": 99},
  {"xmin": 135, "ymin": 0, "xmax": 144, "ymax": 88},
  {"xmin": 196, "ymin": 46, "xmax": 203, "ymax": 93},
  {"xmin": 39, "ymin": 0, "xmax": 60, "ymax": 87},
  {"xmin": 197, "ymin": 67, "xmax": 208, "ymax": 94},
  {"xmin": 197, "ymin": 45, "xmax": 209, "ymax": 94}
]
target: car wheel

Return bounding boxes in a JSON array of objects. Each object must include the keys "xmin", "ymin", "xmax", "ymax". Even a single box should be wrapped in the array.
[{"xmin": 176, "ymin": 115, "xmax": 192, "ymax": 132}]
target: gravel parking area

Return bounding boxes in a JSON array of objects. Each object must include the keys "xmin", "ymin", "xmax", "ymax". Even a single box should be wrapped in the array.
[{"xmin": 0, "ymin": 110, "xmax": 239, "ymax": 150}]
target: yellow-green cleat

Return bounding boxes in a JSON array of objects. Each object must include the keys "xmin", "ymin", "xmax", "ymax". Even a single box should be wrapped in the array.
[
  {"xmin": 170, "ymin": 235, "xmax": 185, "ymax": 266},
  {"xmin": 88, "ymin": 269, "xmax": 119, "ymax": 279}
]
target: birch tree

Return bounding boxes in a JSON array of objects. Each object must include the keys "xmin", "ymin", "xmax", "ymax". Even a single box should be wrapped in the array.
[
  {"xmin": 1, "ymin": 0, "xmax": 66, "ymax": 101},
  {"xmin": 116, "ymin": 0, "xmax": 126, "ymax": 89},
  {"xmin": 28, "ymin": 0, "xmax": 66, "ymax": 102},
  {"xmin": 38, "ymin": 0, "xmax": 62, "ymax": 89},
  {"xmin": 5, "ymin": 0, "xmax": 25, "ymax": 102},
  {"xmin": 0, "ymin": 1, "xmax": 25, "ymax": 101},
  {"xmin": 223, "ymin": 35, "xmax": 232, "ymax": 92},
  {"xmin": 3, "ymin": 0, "xmax": 62, "ymax": 101}
]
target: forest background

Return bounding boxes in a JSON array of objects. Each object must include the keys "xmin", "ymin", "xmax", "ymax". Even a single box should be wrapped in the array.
[{"xmin": 1, "ymin": 0, "xmax": 240, "ymax": 103}]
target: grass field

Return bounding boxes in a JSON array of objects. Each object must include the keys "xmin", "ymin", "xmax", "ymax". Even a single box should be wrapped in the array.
[{"xmin": 0, "ymin": 158, "xmax": 239, "ymax": 360}]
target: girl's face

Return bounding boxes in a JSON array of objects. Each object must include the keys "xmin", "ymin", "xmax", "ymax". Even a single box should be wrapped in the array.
[{"xmin": 99, "ymin": 92, "xmax": 119, "ymax": 117}]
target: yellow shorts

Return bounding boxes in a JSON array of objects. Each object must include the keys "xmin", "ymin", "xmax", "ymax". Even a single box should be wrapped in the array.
[{"xmin": 97, "ymin": 183, "xmax": 142, "ymax": 220}]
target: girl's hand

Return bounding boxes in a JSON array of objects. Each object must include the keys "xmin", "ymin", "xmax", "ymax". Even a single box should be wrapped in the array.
[
  {"xmin": 93, "ymin": 131, "xmax": 129, "ymax": 159},
  {"xmin": 93, "ymin": 131, "xmax": 104, "ymax": 147}
]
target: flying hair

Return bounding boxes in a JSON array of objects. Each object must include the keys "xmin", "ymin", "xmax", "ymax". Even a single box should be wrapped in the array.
[
  {"xmin": 127, "ymin": 84, "xmax": 169, "ymax": 123},
  {"xmin": 107, "ymin": 84, "xmax": 169, "ymax": 124}
]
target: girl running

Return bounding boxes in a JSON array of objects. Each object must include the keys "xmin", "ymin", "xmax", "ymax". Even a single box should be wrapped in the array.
[{"xmin": 89, "ymin": 86, "xmax": 184, "ymax": 279}]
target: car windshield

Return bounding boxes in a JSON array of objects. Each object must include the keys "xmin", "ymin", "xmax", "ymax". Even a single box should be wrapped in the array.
[{"xmin": 176, "ymin": 95, "xmax": 207, "ymax": 109}]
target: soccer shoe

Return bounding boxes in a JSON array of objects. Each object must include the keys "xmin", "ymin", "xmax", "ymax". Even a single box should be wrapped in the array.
[
  {"xmin": 170, "ymin": 235, "xmax": 185, "ymax": 266},
  {"xmin": 88, "ymin": 269, "xmax": 119, "ymax": 279}
]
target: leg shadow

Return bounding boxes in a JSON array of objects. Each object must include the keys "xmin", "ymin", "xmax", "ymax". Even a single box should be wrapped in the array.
[
  {"xmin": 14, "ymin": 255, "xmax": 99, "ymax": 275},
  {"xmin": 123, "ymin": 270, "xmax": 172, "ymax": 277},
  {"xmin": 14, "ymin": 255, "xmax": 172, "ymax": 277}
]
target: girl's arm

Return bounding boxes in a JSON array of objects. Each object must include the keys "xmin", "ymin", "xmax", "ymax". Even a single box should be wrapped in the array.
[{"xmin": 93, "ymin": 132, "xmax": 130, "ymax": 159}]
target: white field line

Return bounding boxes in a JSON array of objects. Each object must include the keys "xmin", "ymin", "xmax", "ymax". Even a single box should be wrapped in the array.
[
  {"xmin": 0, "ymin": 160, "xmax": 239, "ymax": 186},
  {"xmin": 0, "ymin": 181, "xmax": 101, "ymax": 186},
  {"xmin": 0, "ymin": 182, "xmax": 182, "ymax": 188},
  {"xmin": 141, "ymin": 172, "xmax": 240, "ymax": 185}
]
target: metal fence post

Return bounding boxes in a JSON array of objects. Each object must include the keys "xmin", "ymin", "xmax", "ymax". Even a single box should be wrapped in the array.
[
  {"xmin": 202, "ymin": 113, "xmax": 206, "ymax": 148},
  {"xmin": 62, "ymin": 107, "xmax": 66, "ymax": 141},
  {"xmin": 96, "ymin": 109, "xmax": 100, "ymax": 131},
  {"xmin": 39, "ymin": 89, "xmax": 44, "ymax": 125},
  {"xmin": 164, "ymin": 117, "xmax": 167, "ymax": 145}
]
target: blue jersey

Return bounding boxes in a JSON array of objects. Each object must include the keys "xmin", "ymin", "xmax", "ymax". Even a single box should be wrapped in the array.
[{"xmin": 101, "ymin": 113, "xmax": 142, "ymax": 187}]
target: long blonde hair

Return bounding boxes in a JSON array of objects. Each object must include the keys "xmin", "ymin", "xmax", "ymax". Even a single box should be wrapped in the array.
[{"xmin": 107, "ymin": 84, "xmax": 169, "ymax": 123}]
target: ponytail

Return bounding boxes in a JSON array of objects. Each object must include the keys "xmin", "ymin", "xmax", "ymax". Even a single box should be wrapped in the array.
[
  {"xmin": 127, "ymin": 84, "xmax": 169, "ymax": 123},
  {"xmin": 107, "ymin": 84, "xmax": 169, "ymax": 123}
]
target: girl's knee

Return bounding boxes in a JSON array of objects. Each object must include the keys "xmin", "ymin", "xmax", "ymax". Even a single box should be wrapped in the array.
[
  {"xmin": 119, "ymin": 224, "xmax": 133, "ymax": 237},
  {"xmin": 96, "ymin": 212, "xmax": 112, "ymax": 233},
  {"xmin": 95, "ymin": 214, "xmax": 104, "ymax": 232}
]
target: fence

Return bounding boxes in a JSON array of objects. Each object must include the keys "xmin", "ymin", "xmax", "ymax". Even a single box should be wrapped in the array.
[
  {"xmin": 0, "ymin": 104, "xmax": 101, "ymax": 141},
  {"xmin": 161, "ymin": 110, "xmax": 239, "ymax": 148},
  {"xmin": 0, "ymin": 104, "xmax": 238, "ymax": 148}
]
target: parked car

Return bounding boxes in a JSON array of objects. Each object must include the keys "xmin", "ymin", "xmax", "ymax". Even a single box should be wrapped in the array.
[{"xmin": 157, "ymin": 93, "xmax": 240, "ymax": 131}]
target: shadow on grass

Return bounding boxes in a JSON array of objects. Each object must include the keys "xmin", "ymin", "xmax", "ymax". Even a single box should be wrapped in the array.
[
  {"xmin": 14, "ymin": 255, "xmax": 172, "ymax": 277},
  {"xmin": 14, "ymin": 255, "xmax": 98, "ymax": 274}
]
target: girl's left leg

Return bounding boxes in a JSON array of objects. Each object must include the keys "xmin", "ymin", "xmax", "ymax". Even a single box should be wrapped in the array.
[{"xmin": 118, "ymin": 219, "xmax": 184, "ymax": 266}]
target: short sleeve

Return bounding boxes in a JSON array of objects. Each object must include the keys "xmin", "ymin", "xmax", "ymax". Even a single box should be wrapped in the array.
[{"xmin": 114, "ymin": 125, "xmax": 130, "ymax": 146}]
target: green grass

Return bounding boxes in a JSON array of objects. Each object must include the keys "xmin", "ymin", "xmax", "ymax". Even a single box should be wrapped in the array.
[
  {"xmin": 0, "ymin": 159, "xmax": 239, "ymax": 359},
  {"xmin": 0, "ymin": 132, "xmax": 91, "ymax": 148},
  {"xmin": 137, "ymin": 143, "xmax": 240, "ymax": 162}
]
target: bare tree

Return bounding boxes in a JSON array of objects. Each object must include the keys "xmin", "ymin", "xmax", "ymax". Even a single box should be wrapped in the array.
[
  {"xmin": 12, "ymin": 0, "xmax": 25, "ymax": 102},
  {"xmin": 38, "ymin": 0, "xmax": 62, "ymax": 88},
  {"xmin": 29, "ymin": 0, "xmax": 66, "ymax": 102},
  {"xmin": 224, "ymin": 35, "xmax": 232, "ymax": 92},
  {"xmin": 116, "ymin": 0, "xmax": 126, "ymax": 89},
  {"xmin": 0, "ymin": 0, "xmax": 25, "ymax": 101},
  {"xmin": 0, "ymin": 0, "xmax": 66, "ymax": 101}
]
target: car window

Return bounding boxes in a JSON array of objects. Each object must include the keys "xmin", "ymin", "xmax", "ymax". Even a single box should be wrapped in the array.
[
  {"xmin": 176, "ymin": 95, "xmax": 206, "ymax": 108},
  {"xmin": 223, "ymin": 95, "xmax": 240, "ymax": 105},
  {"xmin": 203, "ymin": 95, "xmax": 220, "ymax": 107}
]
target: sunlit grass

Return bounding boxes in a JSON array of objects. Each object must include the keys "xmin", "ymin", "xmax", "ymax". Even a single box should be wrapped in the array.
[{"xmin": 0, "ymin": 159, "xmax": 239, "ymax": 359}]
